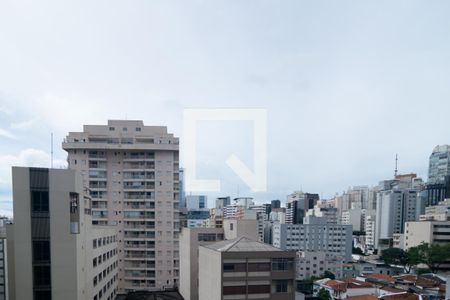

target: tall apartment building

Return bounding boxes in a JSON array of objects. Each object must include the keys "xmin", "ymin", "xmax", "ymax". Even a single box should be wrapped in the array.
[
  {"xmin": 7, "ymin": 167, "xmax": 118, "ymax": 300},
  {"xmin": 272, "ymin": 217, "xmax": 353, "ymax": 261},
  {"xmin": 198, "ymin": 237, "xmax": 296, "ymax": 300},
  {"xmin": 286, "ymin": 191, "xmax": 319, "ymax": 224},
  {"xmin": 364, "ymin": 213, "xmax": 376, "ymax": 251},
  {"xmin": 428, "ymin": 145, "xmax": 450, "ymax": 184},
  {"xmin": 375, "ymin": 183, "xmax": 418, "ymax": 250},
  {"xmin": 63, "ymin": 120, "xmax": 180, "ymax": 293}
]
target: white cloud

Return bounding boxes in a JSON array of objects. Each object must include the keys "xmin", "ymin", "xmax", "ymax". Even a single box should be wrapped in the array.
[
  {"xmin": 0, "ymin": 148, "xmax": 67, "ymax": 193},
  {"xmin": 10, "ymin": 119, "xmax": 36, "ymax": 130},
  {"xmin": 0, "ymin": 128, "xmax": 17, "ymax": 140}
]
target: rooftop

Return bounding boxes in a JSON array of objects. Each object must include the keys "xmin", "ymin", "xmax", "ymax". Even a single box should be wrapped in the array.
[{"xmin": 203, "ymin": 237, "xmax": 282, "ymax": 252}]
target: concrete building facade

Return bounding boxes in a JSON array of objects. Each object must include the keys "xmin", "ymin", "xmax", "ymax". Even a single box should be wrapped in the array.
[
  {"xmin": 7, "ymin": 167, "xmax": 118, "ymax": 300},
  {"xmin": 179, "ymin": 227, "xmax": 225, "ymax": 300},
  {"xmin": 198, "ymin": 237, "xmax": 296, "ymax": 300},
  {"xmin": 272, "ymin": 221, "xmax": 352, "ymax": 261},
  {"xmin": 63, "ymin": 120, "xmax": 180, "ymax": 292}
]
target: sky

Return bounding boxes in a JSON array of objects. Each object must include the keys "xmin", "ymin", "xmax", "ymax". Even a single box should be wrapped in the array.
[{"xmin": 1, "ymin": 0, "xmax": 450, "ymax": 215}]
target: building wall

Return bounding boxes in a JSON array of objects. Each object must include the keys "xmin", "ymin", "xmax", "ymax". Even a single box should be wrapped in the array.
[
  {"xmin": 179, "ymin": 227, "xmax": 224, "ymax": 300},
  {"xmin": 198, "ymin": 247, "xmax": 222, "ymax": 300},
  {"xmin": 8, "ymin": 167, "xmax": 33, "ymax": 300},
  {"xmin": 7, "ymin": 167, "xmax": 118, "ymax": 300},
  {"xmin": 223, "ymin": 219, "xmax": 259, "ymax": 241},
  {"xmin": 272, "ymin": 223, "xmax": 352, "ymax": 261}
]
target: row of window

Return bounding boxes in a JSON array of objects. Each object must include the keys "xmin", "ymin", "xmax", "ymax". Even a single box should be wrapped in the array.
[
  {"xmin": 93, "ymin": 262, "xmax": 118, "ymax": 287},
  {"xmin": 223, "ymin": 280, "xmax": 290, "ymax": 295},
  {"xmin": 93, "ymin": 278, "xmax": 117, "ymax": 300},
  {"xmin": 223, "ymin": 259, "xmax": 294, "ymax": 273},
  {"xmin": 93, "ymin": 249, "xmax": 117, "ymax": 268},
  {"xmin": 93, "ymin": 235, "xmax": 117, "ymax": 249}
]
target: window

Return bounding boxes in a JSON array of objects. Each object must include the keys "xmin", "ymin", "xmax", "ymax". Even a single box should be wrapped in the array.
[
  {"xmin": 223, "ymin": 286, "xmax": 246, "ymax": 295},
  {"xmin": 31, "ymin": 191, "xmax": 49, "ymax": 212},
  {"xmin": 248, "ymin": 285, "xmax": 270, "ymax": 294},
  {"xmin": 248, "ymin": 263, "xmax": 271, "ymax": 272},
  {"xmin": 33, "ymin": 266, "xmax": 51, "ymax": 286},
  {"xmin": 223, "ymin": 263, "xmax": 246, "ymax": 272},
  {"xmin": 109, "ymin": 127, "xmax": 115, "ymax": 131},
  {"xmin": 33, "ymin": 241, "xmax": 50, "ymax": 262},
  {"xmin": 136, "ymin": 127, "xmax": 141, "ymax": 132},
  {"xmin": 274, "ymin": 280, "xmax": 289, "ymax": 293},
  {"xmin": 272, "ymin": 258, "xmax": 294, "ymax": 271}
]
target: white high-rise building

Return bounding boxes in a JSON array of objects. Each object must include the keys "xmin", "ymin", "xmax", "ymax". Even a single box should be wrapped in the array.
[{"xmin": 63, "ymin": 120, "xmax": 180, "ymax": 293}]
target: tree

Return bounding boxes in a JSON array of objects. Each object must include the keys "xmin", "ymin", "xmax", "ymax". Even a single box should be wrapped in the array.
[
  {"xmin": 404, "ymin": 247, "xmax": 421, "ymax": 273},
  {"xmin": 323, "ymin": 270, "xmax": 336, "ymax": 280},
  {"xmin": 317, "ymin": 287, "xmax": 331, "ymax": 300},
  {"xmin": 380, "ymin": 247, "xmax": 422, "ymax": 273},
  {"xmin": 381, "ymin": 248, "xmax": 408, "ymax": 266},
  {"xmin": 415, "ymin": 243, "xmax": 450, "ymax": 273}
]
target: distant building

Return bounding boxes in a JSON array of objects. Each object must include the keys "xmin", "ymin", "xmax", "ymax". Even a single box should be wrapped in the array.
[
  {"xmin": 286, "ymin": 192, "xmax": 319, "ymax": 224},
  {"xmin": 428, "ymin": 145, "xmax": 450, "ymax": 184},
  {"xmin": 375, "ymin": 177, "xmax": 419, "ymax": 250},
  {"xmin": 198, "ymin": 237, "xmax": 296, "ymax": 300},
  {"xmin": 404, "ymin": 220, "xmax": 450, "ymax": 250},
  {"xmin": 215, "ymin": 197, "xmax": 231, "ymax": 209},
  {"xmin": 272, "ymin": 217, "xmax": 353, "ymax": 261},
  {"xmin": 186, "ymin": 195, "xmax": 207, "ymax": 210},
  {"xmin": 295, "ymin": 251, "xmax": 345, "ymax": 280},
  {"xmin": 7, "ymin": 167, "xmax": 118, "ymax": 300},
  {"xmin": 0, "ymin": 217, "xmax": 8, "ymax": 300}
]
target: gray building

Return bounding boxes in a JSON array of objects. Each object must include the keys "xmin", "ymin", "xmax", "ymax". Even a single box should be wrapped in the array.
[
  {"xmin": 63, "ymin": 120, "xmax": 180, "ymax": 293},
  {"xmin": 428, "ymin": 145, "xmax": 450, "ymax": 184},
  {"xmin": 271, "ymin": 217, "xmax": 353, "ymax": 262},
  {"xmin": 375, "ymin": 179, "xmax": 419, "ymax": 250},
  {"xmin": 7, "ymin": 167, "xmax": 118, "ymax": 300}
]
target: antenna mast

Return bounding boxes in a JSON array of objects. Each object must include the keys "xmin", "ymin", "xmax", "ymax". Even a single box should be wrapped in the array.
[
  {"xmin": 394, "ymin": 153, "xmax": 398, "ymax": 177},
  {"xmin": 51, "ymin": 133, "xmax": 54, "ymax": 168}
]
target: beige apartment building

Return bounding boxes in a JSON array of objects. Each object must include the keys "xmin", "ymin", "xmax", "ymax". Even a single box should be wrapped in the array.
[
  {"xmin": 62, "ymin": 120, "xmax": 180, "ymax": 293},
  {"xmin": 179, "ymin": 227, "xmax": 225, "ymax": 300},
  {"xmin": 198, "ymin": 237, "xmax": 296, "ymax": 300},
  {"xmin": 404, "ymin": 220, "xmax": 450, "ymax": 249},
  {"xmin": 7, "ymin": 167, "xmax": 118, "ymax": 300}
]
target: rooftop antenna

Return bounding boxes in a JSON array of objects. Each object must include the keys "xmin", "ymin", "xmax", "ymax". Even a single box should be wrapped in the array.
[
  {"xmin": 394, "ymin": 153, "xmax": 398, "ymax": 177},
  {"xmin": 51, "ymin": 132, "xmax": 54, "ymax": 168}
]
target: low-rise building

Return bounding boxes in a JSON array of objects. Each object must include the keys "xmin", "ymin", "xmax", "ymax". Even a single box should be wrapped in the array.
[
  {"xmin": 198, "ymin": 237, "xmax": 296, "ymax": 300},
  {"xmin": 295, "ymin": 251, "xmax": 345, "ymax": 280}
]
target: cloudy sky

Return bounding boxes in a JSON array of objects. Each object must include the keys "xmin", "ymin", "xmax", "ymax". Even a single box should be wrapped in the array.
[{"xmin": 1, "ymin": 0, "xmax": 450, "ymax": 215}]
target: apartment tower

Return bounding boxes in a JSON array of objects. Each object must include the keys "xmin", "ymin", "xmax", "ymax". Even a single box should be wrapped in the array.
[{"xmin": 63, "ymin": 120, "xmax": 180, "ymax": 293}]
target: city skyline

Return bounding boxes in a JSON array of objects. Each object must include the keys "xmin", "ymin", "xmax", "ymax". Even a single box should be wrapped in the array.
[{"xmin": 2, "ymin": 1, "xmax": 450, "ymax": 215}]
